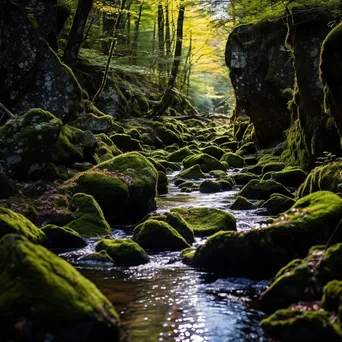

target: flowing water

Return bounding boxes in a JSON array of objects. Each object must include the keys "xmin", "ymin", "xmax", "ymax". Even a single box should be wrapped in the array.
[{"xmin": 62, "ymin": 170, "xmax": 271, "ymax": 342}]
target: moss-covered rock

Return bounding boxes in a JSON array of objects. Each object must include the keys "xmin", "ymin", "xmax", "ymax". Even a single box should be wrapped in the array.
[
  {"xmin": 199, "ymin": 180, "xmax": 222, "ymax": 193},
  {"xmin": 0, "ymin": 207, "xmax": 46, "ymax": 244},
  {"xmin": 41, "ymin": 224, "xmax": 87, "ymax": 249},
  {"xmin": 96, "ymin": 238, "xmax": 149, "ymax": 266},
  {"xmin": 317, "ymin": 243, "xmax": 342, "ymax": 284},
  {"xmin": 236, "ymin": 142, "xmax": 257, "ymax": 155},
  {"xmin": 110, "ymin": 133, "xmax": 143, "ymax": 152},
  {"xmin": 230, "ymin": 196, "xmax": 257, "ymax": 210},
  {"xmin": 321, "ymin": 280, "xmax": 342, "ymax": 320},
  {"xmin": 157, "ymin": 171, "xmax": 168, "ymax": 195},
  {"xmin": 0, "ymin": 109, "xmax": 62, "ymax": 179},
  {"xmin": 181, "ymin": 247, "xmax": 196, "ymax": 264},
  {"xmin": 167, "ymin": 147, "xmax": 193, "ymax": 162},
  {"xmin": 164, "ymin": 212, "xmax": 195, "ymax": 244},
  {"xmin": 171, "ymin": 207, "xmax": 236, "ymax": 237},
  {"xmin": 150, "ymin": 121, "xmax": 184, "ymax": 146},
  {"xmin": 200, "ymin": 145, "xmax": 225, "ymax": 160},
  {"xmin": 262, "ymin": 162, "xmax": 286, "ymax": 174},
  {"xmin": 178, "ymin": 164, "xmax": 206, "ymax": 180},
  {"xmin": 260, "ymin": 309, "xmax": 341, "ymax": 342},
  {"xmin": 220, "ymin": 152, "xmax": 244, "ymax": 168},
  {"xmin": 79, "ymin": 250, "xmax": 113, "ymax": 263},
  {"xmin": 71, "ymin": 113, "xmax": 116, "ymax": 134},
  {"xmin": 133, "ymin": 219, "xmax": 190, "ymax": 251},
  {"xmin": 230, "ymin": 172, "xmax": 260, "ymax": 186},
  {"xmin": 239, "ymin": 179, "xmax": 293, "ymax": 200},
  {"xmin": 183, "ymin": 153, "xmax": 226, "ymax": 173},
  {"xmin": 66, "ymin": 193, "xmax": 111, "ymax": 238},
  {"xmin": 0, "ymin": 234, "xmax": 120, "ymax": 340},
  {"xmin": 261, "ymin": 193, "xmax": 295, "ymax": 215},
  {"xmin": 193, "ymin": 191, "xmax": 342, "ymax": 278},
  {"xmin": 263, "ymin": 168, "xmax": 307, "ymax": 188}
]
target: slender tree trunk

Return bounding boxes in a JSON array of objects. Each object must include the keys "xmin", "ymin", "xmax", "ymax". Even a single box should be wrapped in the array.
[
  {"xmin": 131, "ymin": 4, "xmax": 143, "ymax": 65},
  {"xmin": 63, "ymin": 0, "xmax": 93, "ymax": 67},
  {"xmin": 165, "ymin": 3, "xmax": 172, "ymax": 75},
  {"xmin": 151, "ymin": 2, "xmax": 185, "ymax": 118},
  {"xmin": 92, "ymin": 0, "xmax": 126, "ymax": 103},
  {"xmin": 158, "ymin": 4, "xmax": 165, "ymax": 83}
]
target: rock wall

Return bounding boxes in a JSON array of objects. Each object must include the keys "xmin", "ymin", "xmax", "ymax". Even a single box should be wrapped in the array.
[
  {"xmin": 0, "ymin": 0, "xmax": 81, "ymax": 122},
  {"xmin": 226, "ymin": 21, "xmax": 293, "ymax": 148}
]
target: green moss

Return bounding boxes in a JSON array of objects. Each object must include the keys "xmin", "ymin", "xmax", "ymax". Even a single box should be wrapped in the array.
[
  {"xmin": 239, "ymin": 179, "xmax": 293, "ymax": 200},
  {"xmin": 181, "ymin": 247, "xmax": 196, "ymax": 264},
  {"xmin": 220, "ymin": 152, "xmax": 244, "ymax": 168},
  {"xmin": 321, "ymin": 280, "xmax": 342, "ymax": 320},
  {"xmin": 230, "ymin": 172, "xmax": 260, "ymax": 185},
  {"xmin": 236, "ymin": 142, "xmax": 257, "ymax": 155},
  {"xmin": 96, "ymin": 133, "xmax": 122, "ymax": 156},
  {"xmin": 66, "ymin": 193, "xmax": 111, "ymax": 238},
  {"xmin": 41, "ymin": 224, "xmax": 87, "ymax": 249},
  {"xmin": 164, "ymin": 212, "xmax": 195, "ymax": 244},
  {"xmin": 194, "ymin": 191, "xmax": 342, "ymax": 278},
  {"xmin": 183, "ymin": 153, "xmax": 226, "ymax": 173},
  {"xmin": 70, "ymin": 113, "xmax": 115, "ymax": 134},
  {"xmin": 317, "ymin": 243, "xmax": 342, "ymax": 284},
  {"xmin": 178, "ymin": 164, "xmax": 206, "ymax": 180},
  {"xmin": 157, "ymin": 171, "xmax": 168, "ymax": 195},
  {"xmin": 79, "ymin": 250, "xmax": 113, "ymax": 263},
  {"xmin": 0, "ymin": 234, "xmax": 120, "ymax": 339},
  {"xmin": 200, "ymin": 145, "xmax": 225, "ymax": 160},
  {"xmin": 96, "ymin": 238, "xmax": 149, "ymax": 266},
  {"xmin": 133, "ymin": 219, "xmax": 190, "ymax": 251},
  {"xmin": 263, "ymin": 168, "xmax": 307, "ymax": 188},
  {"xmin": 110, "ymin": 133, "xmax": 143, "ymax": 152},
  {"xmin": 150, "ymin": 121, "xmax": 184, "ymax": 146},
  {"xmin": 260, "ymin": 309, "xmax": 341, "ymax": 342},
  {"xmin": 262, "ymin": 162, "xmax": 286, "ymax": 174},
  {"xmin": 171, "ymin": 207, "xmax": 236, "ymax": 237},
  {"xmin": 230, "ymin": 196, "xmax": 256, "ymax": 210},
  {"xmin": 0, "ymin": 207, "xmax": 46, "ymax": 244},
  {"xmin": 199, "ymin": 180, "xmax": 222, "ymax": 193}
]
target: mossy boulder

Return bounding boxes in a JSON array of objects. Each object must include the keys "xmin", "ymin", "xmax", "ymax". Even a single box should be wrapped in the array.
[
  {"xmin": 171, "ymin": 207, "xmax": 236, "ymax": 237},
  {"xmin": 262, "ymin": 162, "xmax": 286, "ymax": 174},
  {"xmin": 193, "ymin": 191, "xmax": 342, "ymax": 278},
  {"xmin": 178, "ymin": 164, "xmax": 206, "ymax": 180},
  {"xmin": 0, "ymin": 234, "xmax": 120, "ymax": 341},
  {"xmin": 220, "ymin": 152, "xmax": 244, "ymax": 168},
  {"xmin": 239, "ymin": 179, "xmax": 293, "ymax": 200},
  {"xmin": 181, "ymin": 248, "xmax": 196, "ymax": 264},
  {"xmin": 66, "ymin": 193, "xmax": 111, "ymax": 238},
  {"xmin": 133, "ymin": 219, "xmax": 190, "ymax": 251},
  {"xmin": 95, "ymin": 238, "xmax": 149, "ymax": 266},
  {"xmin": 230, "ymin": 196, "xmax": 257, "ymax": 210},
  {"xmin": 200, "ymin": 145, "xmax": 225, "ymax": 160},
  {"xmin": 168, "ymin": 147, "xmax": 193, "ymax": 162},
  {"xmin": 0, "ymin": 207, "xmax": 46, "ymax": 244},
  {"xmin": 183, "ymin": 153, "xmax": 226, "ymax": 173},
  {"xmin": 41, "ymin": 224, "xmax": 87, "ymax": 249},
  {"xmin": 110, "ymin": 133, "xmax": 143, "ymax": 152},
  {"xmin": 79, "ymin": 250, "xmax": 113, "ymax": 263},
  {"xmin": 317, "ymin": 243, "xmax": 342, "ymax": 284},
  {"xmin": 261, "ymin": 193, "xmax": 295, "ymax": 215},
  {"xmin": 164, "ymin": 212, "xmax": 195, "ymax": 244},
  {"xmin": 0, "ymin": 108, "xmax": 62, "ymax": 179},
  {"xmin": 260, "ymin": 309, "xmax": 341, "ymax": 342},
  {"xmin": 150, "ymin": 122, "xmax": 184, "ymax": 146},
  {"xmin": 157, "ymin": 171, "xmax": 168, "ymax": 195},
  {"xmin": 321, "ymin": 280, "xmax": 342, "ymax": 320},
  {"xmin": 263, "ymin": 168, "xmax": 307, "ymax": 188},
  {"xmin": 68, "ymin": 152, "xmax": 158, "ymax": 224},
  {"xmin": 230, "ymin": 172, "xmax": 260, "ymax": 186},
  {"xmin": 52, "ymin": 125, "xmax": 97, "ymax": 165},
  {"xmin": 199, "ymin": 180, "xmax": 222, "ymax": 193},
  {"xmin": 236, "ymin": 142, "xmax": 257, "ymax": 155},
  {"xmin": 71, "ymin": 113, "xmax": 116, "ymax": 134}
]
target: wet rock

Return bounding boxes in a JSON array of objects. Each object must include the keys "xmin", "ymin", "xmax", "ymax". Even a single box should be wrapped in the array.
[
  {"xmin": 167, "ymin": 147, "xmax": 193, "ymax": 162},
  {"xmin": 96, "ymin": 238, "xmax": 149, "ymax": 266},
  {"xmin": 0, "ymin": 234, "xmax": 120, "ymax": 341},
  {"xmin": 193, "ymin": 191, "xmax": 342, "ymax": 278},
  {"xmin": 178, "ymin": 164, "xmax": 206, "ymax": 180},
  {"xmin": 230, "ymin": 196, "xmax": 256, "ymax": 210},
  {"xmin": 199, "ymin": 180, "xmax": 222, "ymax": 193},
  {"xmin": 79, "ymin": 250, "xmax": 113, "ymax": 263},
  {"xmin": 262, "ymin": 162, "xmax": 286, "ymax": 174},
  {"xmin": 321, "ymin": 280, "xmax": 342, "ymax": 320},
  {"xmin": 200, "ymin": 145, "xmax": 225, "ymax": 160},
  {"xmin": 236, "ymin": 142, "xmax": 257, "ymax": 155},
  {"xmin": 41, "ymin": 224, "xmax": 87, "ymax": 249},
  {"xmin": 133, "ymin": 219, "xmax": 190, "ymax": 251},
  {"xmin": 239, "ymin": 179, "xmax": 293, "ymax": 200},
  {"xmin": 0, "ymin": 207, "xmax": 46, "ymax": 244},
  {"xmin": 0, "ymin": 1, "xmax": 81, "ymax": 121},
  {"xmin": 183, "ymin": 153, "xmax": 226, "ymax": 173},
  {"xmin": 220, "ymin": 152, "xmax": 244, "ymax": 168},
  {"xmin": 181, "ymin": 248, "xmax": 196, "ymax": 264},
  {"xmin": 172, "ymin": 207, "xmax": 236, "ymax": 237},
  {"xmin": 164, "ymin": 212, "xmax": 195, "ymax": 244},
  {"xmin": 261, "ymin": 193, "xmax": 295, "ymax": 215},
  {"xmin": 157, "ymin": 171, "xmax": 168, "ymax": 195},
  {"xmin": 0, "ymin": 109, "xmax": 62, "ymax": 179},
  {"xmin": 110, "ymin": 133, "xmax": 143, "ymax": 152},
  {"xmin": 230, "ymin": 172, "xmax": 260, "ymax": 186},
  {"xmin": 263, "ymin": 168, "xmax": 307, "ymax": 189},
  {"xmin": 66, "ymin": 193, "xmax": 111, "ymax": 238}
]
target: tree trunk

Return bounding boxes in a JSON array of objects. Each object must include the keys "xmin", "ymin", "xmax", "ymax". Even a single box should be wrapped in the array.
[
  {"xmin": 165, "ymin": 3, "xmax": 172, "ymax": 75},
  {"xmin": 151, "ymin": 2, "xmax": 185, "ymax": 118},
  {"xmin": 158, "ymin": 4, "xmax": 165, "ymax": 82},
  {"xmin": 63, "ymin": 0, "xmax": 93, "ymax": 67},
  {"xmin": 131, "ymin": 4, "xmax": 143, "ymax": 65}
]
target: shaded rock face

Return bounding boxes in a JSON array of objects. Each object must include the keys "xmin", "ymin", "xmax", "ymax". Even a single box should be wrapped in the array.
[
  {"xmin": 0, "ymin": 0, "xmax": 81, "ymax": 121},
  {"xmin": 285, "ymin": 9, "xmax": 341, "ymax": 169},
  {"xmin": 226, "ymin": 21, "xmax": 293, "ymax": 148}
]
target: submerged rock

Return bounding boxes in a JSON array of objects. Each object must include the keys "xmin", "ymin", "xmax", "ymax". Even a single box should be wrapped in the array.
[
  {"xmin": 199, "ymin": 180, "xmax": 222, "ymax": 193},
  {"xmin": 171, "ymin": 207, "xmax": 236, "ymax": 236},
  {"xmin": 96, "ymin": 238, "xmax": 149, "ymax": 266},
  {"xmin": 0, "ymin": 234, "xmax": 120, "ymax": 341}
]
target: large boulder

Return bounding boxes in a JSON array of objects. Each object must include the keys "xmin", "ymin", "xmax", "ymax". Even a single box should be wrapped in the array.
[
  {"xmin": 0, "ymin": 109, "xmax": 62, "ymax": 179},
  {"xmin": 183, "ymin": 153, "xmax": 226, "ymax": 173},
  {"xmin": 193, "ymin": 191, "xmax": 342, "ymax": 278},
  {"xmin": 226, "ymin": 20, "xmax": 293, "ymax": 148},
  {"xmin": 0, "ymin": 0, "xmax": 81, "ymax": 121},
  {"xmin": 0, "ymin": 234, "xmax": 120, "ymax": 341}
]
